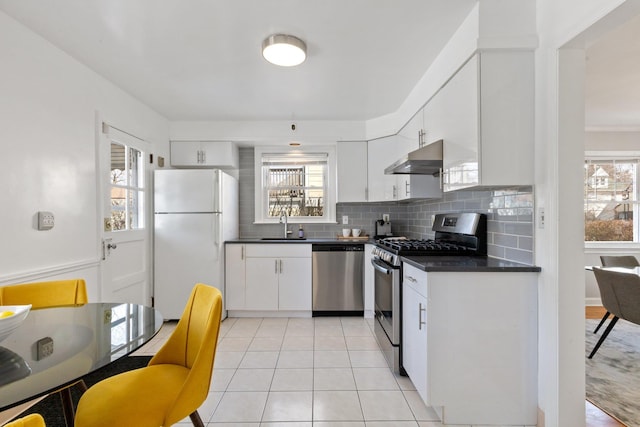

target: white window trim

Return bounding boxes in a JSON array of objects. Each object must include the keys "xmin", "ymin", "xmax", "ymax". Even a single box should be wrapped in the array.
[
  {"xmin": 584, "ymin": 150, "xmax": 640, "ymax": 248},
  {"xmin": 254, "ymin": 145, "xmax": 337, "ymax": 224}
]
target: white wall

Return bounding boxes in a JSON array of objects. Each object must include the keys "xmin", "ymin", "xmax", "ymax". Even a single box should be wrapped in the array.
[
  {"xmin": 0, "ymin": 11, "xmax": 169, "ymax": 300},
  {"xmin": 535, "ymin": 0, "xmax": 639, "ymax": 426},
  {"xmin": 170, "ymin": 120, "xmax": 366, "ymax": 146}
]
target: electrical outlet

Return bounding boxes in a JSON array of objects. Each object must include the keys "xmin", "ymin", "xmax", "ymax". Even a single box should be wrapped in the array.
[
  {"xmin": 342, "ymin": 215, "xmax": 348, "ymax": 225},
  {"xmin": 37, "ymin": 211, "xmax": 55, "ymax": 230},
  {"xmin": 36, "ymin": 337, "xmax": 54, "ymax": 360},
  {"xmin": 383, "ymin": 214, "xmax": 390, "ymax": 222}
]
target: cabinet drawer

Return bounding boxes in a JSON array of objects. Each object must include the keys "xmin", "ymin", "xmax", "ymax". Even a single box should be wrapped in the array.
[
  {"xmin": 245, "ymin": 243, "xmax": 311, "ymax": 258},
  {"xmin": 403, "ymin": 263, "xmax": 427, "ymax": 297}
]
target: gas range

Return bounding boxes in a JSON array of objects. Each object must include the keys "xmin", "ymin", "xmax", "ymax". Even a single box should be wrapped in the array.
[{"xmin": 372, "ymin": 213, "xmax": 487, "ymax": 266}]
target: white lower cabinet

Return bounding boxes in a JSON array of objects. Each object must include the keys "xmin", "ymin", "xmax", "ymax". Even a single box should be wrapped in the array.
[
  {"xmin": 401, "ymin": 262, "xmax": 538, "ymax": 426},
  {"xmin": 402, "ymin": 267, "xmax": 428, "ymax": 403},
  {"xmin": 225, "ymin": 243, "xmax": 312, "ymax": 312},
  {"xmin": 225, "ymin": 244, "xmax": 246, "ymax": 310}
]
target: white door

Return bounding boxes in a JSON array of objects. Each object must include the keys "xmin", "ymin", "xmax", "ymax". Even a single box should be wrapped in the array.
[{"xmin": 99, "ymin": 122, "xmax": 151, "ymax": 305}]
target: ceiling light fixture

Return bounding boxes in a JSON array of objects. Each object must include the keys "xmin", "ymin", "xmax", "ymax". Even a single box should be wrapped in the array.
[{"xmin": 262, "ymin": 34, "xmax": 307, "ymax": 67}]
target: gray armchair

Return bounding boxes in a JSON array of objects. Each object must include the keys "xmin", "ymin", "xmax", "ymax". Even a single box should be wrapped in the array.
[
  {"xmin": 594, "ymin": 256, "xmax": 640, "ymax": 333},
  {"xmin": 589, "ymin": 267, "xmax": 640, "ymax": 358}
]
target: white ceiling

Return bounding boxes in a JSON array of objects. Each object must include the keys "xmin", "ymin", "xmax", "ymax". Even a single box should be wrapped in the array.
[
  {"xmin": 0, "ymin": 0, "xmax": 476, "ymax": 122},
  {"xmin": 585, "ymin": 13, "xmax": 640, "ymax": 130},
  {"xmin": 2, "ymin": 1, "xmax": 637, "ymax": 129}
]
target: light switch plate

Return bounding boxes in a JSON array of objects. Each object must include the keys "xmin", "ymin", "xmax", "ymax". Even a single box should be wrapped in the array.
[
  {"xmin": 342, "ymin": 215, "xmax": 348, "ymax": 225},
  {"xmin": 383, "ymin": 214, "xmax": 390, "ymax": 222}
]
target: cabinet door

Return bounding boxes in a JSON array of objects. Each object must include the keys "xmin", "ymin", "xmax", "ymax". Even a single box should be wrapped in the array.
[
  {"xmin": 337, "ymin": 141, "xmax": 368, "ymax": 202},
  {"xmin": 200, "ymin": 141, "xmax": 239, "ymax": 169},
  {"xmin": 245, "ymin": 257, "xmax": 279, "ymax": 310},
  {"xmin": 225, "ymin": 244, "xmax": 246, "ymax": 310},
  {"xmin": 397, "ymin": 109, "xmax": 423, "ymax": 151},
  {"xmin": 363, "ymin": 244, "xmax": 375, "ymax": 316},
  {"xmin": 440, "ymin": 55, "xmax": 480, "ymax": 191},
  {"xmin": 367, "ymin": 136, "xmax": 398, "ymax": 202},
  {"xmin": 278, "ymin": 257, "xmax": 312, "ymax": 310},
  {"xmin": 170, "ymin": 141, "xmax": 202, "ymax": 166},
  {"xmin": 402, "ymin": 283, "xmax": 428, "ymax": 404},
  {"xmin": 396, "ymin": 175, "xmax": 442, "ymax": 200}
]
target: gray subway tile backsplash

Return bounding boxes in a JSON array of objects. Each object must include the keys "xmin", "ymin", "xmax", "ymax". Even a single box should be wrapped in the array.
[{"xmin": 237, "ymin": 147, "xmax": 535, "ymax": 264}]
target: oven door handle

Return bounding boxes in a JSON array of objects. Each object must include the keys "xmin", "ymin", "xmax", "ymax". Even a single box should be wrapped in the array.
[{"xmin": 371, "ymin": 258, "xmax": 393, "ymax": 275}]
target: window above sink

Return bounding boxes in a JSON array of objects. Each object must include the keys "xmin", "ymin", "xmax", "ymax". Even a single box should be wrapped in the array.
[{"xmin": 254, "ymin": 146, "xmax": 337, "ymax": 224}]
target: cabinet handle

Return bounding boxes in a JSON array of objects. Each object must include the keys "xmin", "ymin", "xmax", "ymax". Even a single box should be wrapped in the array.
[
  {"xmin": 392, "ymin": 185, "xmax": 397, "ymax": 199},
  {"xmin": 197, "ymin": 150, "xmax": 201, "ymax": 163},
  {"xmin": 202, "ymin": 150, "xmax": 206, "ymax": 163},
  {"xmin": 241, "ymin": 246, "xmax": 244, "ymax": 260},
  {"xmin": 406, "ymin": 275, "xmax": 417, "ymax": 283},
  {"xmin": 275, "ymin": 260, "xmax": 278, "ymax": 274},
  {"xmin": 279, "ymin": 259, "xmax": 283, "ymax": 273},
  {"xmin": 418, "ymin": 302, "xmax": 426, "ymax": 330},
  {"xmin": 438, "ymin": 167, "xmax": 443, "ymax": 190},
  {"xmin": 405, "ymin": 181, "xmax": 410, "ymax": 196}
]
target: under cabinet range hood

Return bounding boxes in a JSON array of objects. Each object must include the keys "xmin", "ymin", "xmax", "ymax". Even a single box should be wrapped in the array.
[{"xmin": 384, "ymin": 139, "xmax": 443, "ymax": 175}]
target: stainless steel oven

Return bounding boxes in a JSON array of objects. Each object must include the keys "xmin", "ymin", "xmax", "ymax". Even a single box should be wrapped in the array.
[
  {"xmin": 371, "ymin": 250, "xmax": 403, "ymax": 374},
  {"xmin": 371, "ymin": 212, "xmax": 487, "ymax": 375}
]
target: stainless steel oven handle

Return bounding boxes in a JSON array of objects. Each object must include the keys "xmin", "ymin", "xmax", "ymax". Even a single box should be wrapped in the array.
[{"xmin": 371, "ymin": 258, "xmax": 392, "ymax": 275}]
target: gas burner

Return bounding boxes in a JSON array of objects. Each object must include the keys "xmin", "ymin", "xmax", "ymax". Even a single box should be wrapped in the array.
[{"xmin": 376, "ymin": 238, "xmax": 472, "ymax": 255}]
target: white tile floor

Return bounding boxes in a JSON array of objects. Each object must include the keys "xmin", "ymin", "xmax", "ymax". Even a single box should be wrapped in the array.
[{"xmin": 135, "ymin": 316, "xmax": 454, "ymax": 427}]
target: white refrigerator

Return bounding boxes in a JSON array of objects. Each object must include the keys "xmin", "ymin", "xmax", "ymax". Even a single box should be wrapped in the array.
[{"xmin": 153, "ymin": 169, "xmax": 238, "ymax": 319}]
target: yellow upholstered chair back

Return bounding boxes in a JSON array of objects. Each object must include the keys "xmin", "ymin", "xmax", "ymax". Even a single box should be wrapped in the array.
[
  {"xmin": 0, "ymin": 279, "xmax": 88, "ymax": 309},
  {"xmin": 4, "ymin": 414, "xmax": 46, "ymax": 427},
  {"xmin": 74, "ymin": 283, "xmax": 222, "ymax": 427},
  {"xmin": 150, "ymin": 283, "xmax": 223, "ymax": 425}
]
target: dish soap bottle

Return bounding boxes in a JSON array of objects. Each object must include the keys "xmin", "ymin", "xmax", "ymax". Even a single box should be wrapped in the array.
[{"xmin": 298, "ymin": 224, "xmax": 304, "ymax": 238}]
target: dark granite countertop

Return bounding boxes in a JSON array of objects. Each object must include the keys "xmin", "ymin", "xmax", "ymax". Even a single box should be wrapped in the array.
[
  {"xmin": 225, "ymin": 238, "xmax": 375, "ymax": 244},
  {"xmin": 401, "ymin": 255, "xmax": 541, "ymax": 272}
]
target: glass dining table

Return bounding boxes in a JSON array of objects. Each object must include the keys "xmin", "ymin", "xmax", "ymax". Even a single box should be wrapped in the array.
[{"xmin": 0, "ymin": 302, "xmax": 163, "ymax": 415}]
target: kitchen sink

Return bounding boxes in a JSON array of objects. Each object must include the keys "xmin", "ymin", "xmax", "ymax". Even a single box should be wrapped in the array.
[{"xmin": 260, "ymin": 237, "xmax": 307, "ymax": 241}]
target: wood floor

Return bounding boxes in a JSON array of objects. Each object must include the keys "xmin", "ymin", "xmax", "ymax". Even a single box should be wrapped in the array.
[{"xmin": 585, "ymin": 306, "xmax": 626, "ymax": 427}]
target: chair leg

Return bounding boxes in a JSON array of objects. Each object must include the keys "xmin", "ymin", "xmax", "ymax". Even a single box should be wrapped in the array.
[
  {"xmin": 593, "ymin": 311, "xmax": 610, "ymax": 333},
  {"xmin": 59, "ymin": 388, "xmax": 75, "ymax": 427},
  {"xmin": 589, "ymin": 316, "xmax": 619, "ymax": 359},
  {"xmin": 189, "ymin": 410, "xmax": 205, "ymax": 427},
  {"xmin": 77, "ymin": 379, "xmax": 88, "ymax": 393}
]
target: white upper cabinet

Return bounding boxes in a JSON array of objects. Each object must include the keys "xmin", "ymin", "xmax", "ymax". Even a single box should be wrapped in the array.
[
  {"xmin": 170, "ymin": 141, "xmax": 239, "ymax": 169},
  {"xmin": 337, "ymin": 141, "xmax": 368, "ymax": 203},
  {"xmin": 433, "ymin": 51, "xmax": 534, "ymax": 191},
  {"xmin": 367, "ymin": 136, "xmax": 399, "ymax": 202},
  {"xmin": 393, "ymin": 109, "xmax": 443, "ymax": 201}
]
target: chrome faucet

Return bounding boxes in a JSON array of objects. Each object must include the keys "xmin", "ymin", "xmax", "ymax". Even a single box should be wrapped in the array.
[{"xmin": 279, "ymin": 212, "xmax": 292, "ymax": 238}]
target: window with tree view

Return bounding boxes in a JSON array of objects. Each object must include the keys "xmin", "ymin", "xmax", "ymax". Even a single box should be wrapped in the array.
[
  {"xmin": 262, "ymin": 153, "xmax": 326, "ymax": 219},
  {"xmin": 110, "ymin": 142, "xmax": 144, "ymax": 231},
  {"xmin": 584, "ymin": 158, "xmax": 639, "ymax": 242}
]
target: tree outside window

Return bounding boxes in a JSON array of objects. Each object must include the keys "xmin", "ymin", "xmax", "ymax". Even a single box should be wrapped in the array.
[{"xmin": 584, "ymin": 159, "xmax": 637, "ymax": 241}]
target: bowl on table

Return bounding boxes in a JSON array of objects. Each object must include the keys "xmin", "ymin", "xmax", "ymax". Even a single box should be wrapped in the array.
[{"xmin": 0, "ymin": 305, "xmax": 32, "ymax": 343}]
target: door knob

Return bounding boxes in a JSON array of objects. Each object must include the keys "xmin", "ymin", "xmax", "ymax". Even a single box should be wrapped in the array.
[{"xmin": 107, "ymin": 243, "xmax": 117, "ymax": 250}]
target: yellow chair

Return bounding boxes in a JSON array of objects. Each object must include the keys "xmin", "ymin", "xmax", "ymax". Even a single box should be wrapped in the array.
[
  {"xmin": 0, "ymin": 279, "xmax": 89, "ymax": 425},
  {"xmin": 0, "ymin": 279, "xmax": 88, "ymax": 309},
  {"xmin": 4, "ymin": 414, "xmax": 46, "ymax": 427},
  {"xmin": 75, "ymin": 284, "xmax": 223, "ymax": 427}
]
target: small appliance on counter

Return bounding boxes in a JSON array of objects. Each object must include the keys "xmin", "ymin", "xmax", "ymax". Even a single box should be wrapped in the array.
[{"xmin": 374, "ymin": 219, "xmax": 393, "ymax": 239}]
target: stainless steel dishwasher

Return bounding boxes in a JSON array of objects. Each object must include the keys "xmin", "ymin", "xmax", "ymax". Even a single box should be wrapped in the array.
[{"xmin": 312, "ymin": 243, "xmax": 364, "ymax": 315}]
